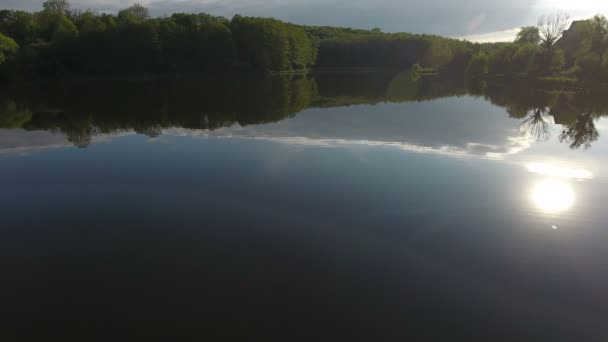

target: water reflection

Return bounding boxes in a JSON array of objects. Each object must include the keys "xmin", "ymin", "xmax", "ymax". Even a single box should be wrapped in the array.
[
  {"xmin": 526, "ymin": 162, "xmax": 592, "ymax": 214},
  {"xmin": 520, "ymin": 107, "xmax": 552, "ymax": 143},
  {"xmin": 0, "ymin": 73, "xmax": 607, "ymax": 152},
  {"xmin": 531, "ymin": 179, "xmax": 575, "ymax": 213},
  {"xmin": 2, "ymin": 75, "xmax": 608, "ymax": 341},
  {"xmin": 559, "ymin": 111, "xmax": 599, "ymax": 150},
  {"xmin": 526, "ymin": 162, "xmax": 593, "ymax": 180}
]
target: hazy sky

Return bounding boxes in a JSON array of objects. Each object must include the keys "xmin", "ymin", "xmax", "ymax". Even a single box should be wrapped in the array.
[{"xmin": 2, "ymin": 0, "xmax": 607, "ymax": 41}]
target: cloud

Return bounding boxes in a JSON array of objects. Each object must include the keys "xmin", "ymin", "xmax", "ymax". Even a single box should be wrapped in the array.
[
  {"xmin": 148, "ymin": 0, "xmax": 540, "ymax": 35},
  {"xmin": 156, "ymin": 96, "xmax": 534, "ymax": 160},
  {"xmin": 460, "ymin": 28, "xmax": 521, "ymax": 43},
  {"xmin": 0, "ymin": 129, "xmax": 134, "ymax": 155},
  {"xmin": 7, "ymin": 0, "xmax": 542, "ymax": 36},
  {"xmin": 162, "ymin": 128, "xmax": 532, "ymax": 161}
]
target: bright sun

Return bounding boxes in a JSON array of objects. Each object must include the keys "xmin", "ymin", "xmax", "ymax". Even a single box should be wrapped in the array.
[{"xmin": 531, "ymin": 180, "xmax": 575, "ymax": 213}]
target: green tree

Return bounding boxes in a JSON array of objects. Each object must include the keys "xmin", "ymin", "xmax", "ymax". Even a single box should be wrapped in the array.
[
  {"xmin": 159, "ymin": 13, "xmax": 235, "ymax": 71},
  {"xmin": 74, "ymin": 11, "xmax": 109, "ymax": 34},
  {"xmin": 0, "ymin": 10, "xmax": 39, "ymax": 45},
  {"xmin": 42, "ymin": 0, "xmax": 70, "ymax": 15},
  {"xmin": 0, "ymin": 100, "xmax": 31, "ymax": 127},
  {"xmin": 231, "ymin": 16, "xmax": 314, "ymax": 71},
  {"xmin": 51, "ymin": 15, "xmax": 78, "ymax": 44},
  {"xmin": 487, "ymin": 43, "xmax": 517, "ymax": 74},
  {"xmin": 515, "ymin": 26, "xmax": 540, "ymax": 45},
  {"xmin": 118, "ymin": 3, "xmax": 150, "ymax": 24},
  {"xmin": 466, "ymin": 52, "xmax": 488, "ymax": 77},
  {"xmin": 512, "ymin": 43, "xmax": 540, "ymax": 74},
  {"xmin": 0, "ymin": 32, "xmax": 18, "ymax": 64}
]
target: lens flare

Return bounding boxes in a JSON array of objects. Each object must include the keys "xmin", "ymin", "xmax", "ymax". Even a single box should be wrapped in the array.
[{"xmin": 531, "ymin": 180, "xmax": 575, "ymax": 213}]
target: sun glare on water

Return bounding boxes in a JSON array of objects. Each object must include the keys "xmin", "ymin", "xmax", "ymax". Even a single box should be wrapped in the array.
[{"xmin": 531, "ymin": 179, "xmax": 575, "ymax": 213}]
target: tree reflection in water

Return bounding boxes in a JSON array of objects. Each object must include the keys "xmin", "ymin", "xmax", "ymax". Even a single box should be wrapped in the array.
[
  {"xmin": 559, "ymin": 111, "xmax": 599, "ymax": 149},
  {"xmin": 0, "ymin": 74, "xmax": 606, "ymax": 150},
  {"xmin": 520, "ymin": 107, "xmax": 552, "ymax": 142}
]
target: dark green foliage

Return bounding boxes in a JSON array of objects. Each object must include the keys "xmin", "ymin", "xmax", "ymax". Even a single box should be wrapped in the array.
[
  {"xmin": 0, "ymin": 99, "xmax": 31, "ymax": 127},
  {"xmin": 303, "ymin": 25, "xmax": 474, "ymax": 73},
  {"xmin": 589, "ymin": 15, "xmax": 608, "ymax": 67},
  {"xmin": 42, "ymin": 0, "xmax": 70, "ymax": 15},
  {"xmin": 160, "ymin": 13, "xmax": 236, "ymax": 71},
  {"xmin": 0, "ymin": 32, "xmax": 18, "ymax": 79},
  {"xmin": 117, "ymin": 3, "xmax": 150, "ymax": 23},
  {"xmin": 0, "ymin": 2, "xmax": 317, "ymax": 76},
  {"xmin": 515, "ymin": 26, "xmax": 541, "ymax": 45},
  {"xmin": 466, "ymin": 52, "xmax": 488, "ymax": 77},
  {"xmin": 0, "ymin": 1, "xmax": 607, "ymax": 83},
  {"xmin": 316, "ymin": 34, "xmax": 432, "ymax": 68},
  {"xmin": 0, "ymin": 32, "xmax": 18, "ymax": 64},
  {"xmin": 0, "ymin": 10, "xmax": 38, "ymax": 45},
  {"xmin": 231, "ymin": 16, "xmax": 315, "ymax": 71}
]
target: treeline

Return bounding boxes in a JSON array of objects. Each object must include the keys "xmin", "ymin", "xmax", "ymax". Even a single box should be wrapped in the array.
[
  {"xmin": 303, "ymin": 26, "xmax": 473, "ymax": 73},
  {"xmin": 466, "ymin": 14, "xmax": 608, "ymax": 82},
  {"xmin": 0, "ymin": 1, "xmax": 316, "ymax": 77},
  {"xmin": 0, "ymin": 0, "xmax": 607, "ymax": 83},
  {"xmin": 0, "ymin": 0, "xmax": 475, "ymax": 78}
]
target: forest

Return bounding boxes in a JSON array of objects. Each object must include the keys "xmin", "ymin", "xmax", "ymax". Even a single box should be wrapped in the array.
[{"xmin": 0, "ymin": 0, "xmax": 607, "ymax": 83}]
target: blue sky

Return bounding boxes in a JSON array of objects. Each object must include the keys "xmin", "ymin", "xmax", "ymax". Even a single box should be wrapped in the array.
[{"xmin": 2, "ymin": 0, "xmax": 607, "ymax": 41}]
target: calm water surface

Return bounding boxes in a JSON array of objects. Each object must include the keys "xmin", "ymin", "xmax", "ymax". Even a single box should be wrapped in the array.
[{"xmin": 1, "ymin": 74, "xmax": 607, "ymax": 339}]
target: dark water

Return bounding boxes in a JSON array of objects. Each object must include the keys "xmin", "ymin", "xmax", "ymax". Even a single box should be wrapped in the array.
[{"xmin": 1, "ymin": 73, "xmax": 607, "ymax": 340}]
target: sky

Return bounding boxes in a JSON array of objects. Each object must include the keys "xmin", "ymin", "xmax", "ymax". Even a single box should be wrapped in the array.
[{"xmin": 2, "ymin": 0, "xmax": 607, "ymax": 42}]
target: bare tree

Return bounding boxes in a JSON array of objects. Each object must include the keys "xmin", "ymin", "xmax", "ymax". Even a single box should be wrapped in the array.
[{"xmin": 538, "ymin": 12, "xmax": 570, "ymax": 55}]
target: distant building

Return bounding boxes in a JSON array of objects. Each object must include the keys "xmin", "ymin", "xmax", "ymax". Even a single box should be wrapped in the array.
[{"xmin": 556, "ymin": 20, "xmax": 590, "ymax": 68}]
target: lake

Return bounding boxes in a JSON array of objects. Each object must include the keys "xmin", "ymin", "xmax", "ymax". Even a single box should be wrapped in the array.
[{"xmin": 1, "ymin": 73, "xmax": 607, "ymax": 340}]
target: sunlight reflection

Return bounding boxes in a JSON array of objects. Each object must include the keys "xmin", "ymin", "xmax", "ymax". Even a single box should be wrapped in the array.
[
  {"xmin": 531, "ymin": 180, "xmax": 575, "ymax": 213},
  {"xmin": 526, "ymin": 162, "xmax": 593, "ymax": 180}
]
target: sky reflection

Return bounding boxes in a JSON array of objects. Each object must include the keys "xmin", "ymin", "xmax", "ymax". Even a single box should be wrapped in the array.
[{"xmin": 526, "ymin": 162, "xmax": 593, "ymax": 180}]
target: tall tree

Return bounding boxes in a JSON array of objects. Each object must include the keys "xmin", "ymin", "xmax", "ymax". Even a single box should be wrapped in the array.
[
  {"xmin": 515, "ymin": 26, "xmax": 540, "ymax": 45},
  {"xmin": 590, "ymin": 15, "xmax": 608, "ymax": 65},
  {"xmin": 538, "ymin": 13, "xmax": 570, "ymax": 72},
  {"xmin": 538, "ymin": 13, "xmax": 570, "ymax": 57},
  {"xmin": 42, "ymin": 0, "xmax": 70, "ymax": 15}
]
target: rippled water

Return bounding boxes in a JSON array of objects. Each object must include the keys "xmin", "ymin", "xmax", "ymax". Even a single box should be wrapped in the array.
[{"xmin": 1, "ymin": 74, "xmax": 607, "ymax": 339}]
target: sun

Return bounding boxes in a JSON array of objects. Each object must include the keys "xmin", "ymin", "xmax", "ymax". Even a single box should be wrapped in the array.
[{"xmin": 531, "ymin": 179, "xmax": 575, "ymax": 213}]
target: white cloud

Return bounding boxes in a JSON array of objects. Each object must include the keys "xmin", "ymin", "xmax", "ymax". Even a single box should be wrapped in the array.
[
  {"xmin": 459, "ymin": 28, "xmax": 520, "ymax": 43},
  {"xmin": 6, "ymin": 0, "xmax": 539, "ymax": 36}
]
